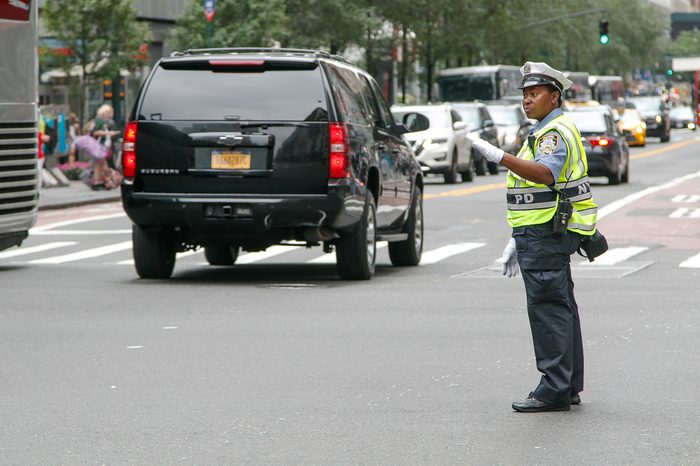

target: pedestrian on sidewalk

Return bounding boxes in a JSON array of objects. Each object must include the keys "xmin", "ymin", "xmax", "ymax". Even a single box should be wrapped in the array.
[
  {"xmin": 469, "ymin": 62, "xmax": 599, "ymax": 413},
  {"xmin": 88, "ymin": 104, "xmax": 121, "ymax": 190}
]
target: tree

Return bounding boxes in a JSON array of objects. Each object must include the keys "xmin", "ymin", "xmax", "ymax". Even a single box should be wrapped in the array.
[
  {"xmin": 42, "ymin": 0, "xmax": 149, "ymax": 125},
  {"xmin": 167, "ymin": 0, "xmax": 288, "ymax": 51}
]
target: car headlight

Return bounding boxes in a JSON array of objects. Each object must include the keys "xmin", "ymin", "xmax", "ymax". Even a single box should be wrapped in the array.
[
  {"xmin": 655, "ymin": 115, "xmax": 662, "ymax": 123},
  {"xmin": 504, "ymin": 134, "xmax": 517, "ymax": 144},
  {"xmin": 636, "ymin": 126, "xmax": 644, "ymax": 133}
]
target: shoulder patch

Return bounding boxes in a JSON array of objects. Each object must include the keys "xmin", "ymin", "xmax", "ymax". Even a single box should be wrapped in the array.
[{"xmin": 537, "ymin": 134, "xmax": 559, "ymax": 156}]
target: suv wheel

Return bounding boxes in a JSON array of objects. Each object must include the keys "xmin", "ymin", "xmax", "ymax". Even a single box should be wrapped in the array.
[
  {"xmin": 204, "ymin": 244, "xmax": 240, "ymax": 266},
  {"xmin": 473, "ymin": 150, "xmax": 487, "ymax": 176},
  {"xmin": 336, "ymin": 191, "xmax": 377, "ymax": 280},
  {"xmin": 389, "ymin": 188, "xmax": 423, "ymax": 266},
  {"xmin": 444, "ymin": 151, "xmax": 459, "ymax": 184},
  {"xmin": 608, "ymin": 163, "xmax": 622, "ymax": 185},
  {"xmin": 133, "ymin": 224, "xmax": 176, "ymax": 279},
  {"xmin": 459, "ymin": 155, "xmax": 475, "ymax": 182},
  {"xmin": 487, "ymin": 161, "xmax": 500, "ymax": 175}
]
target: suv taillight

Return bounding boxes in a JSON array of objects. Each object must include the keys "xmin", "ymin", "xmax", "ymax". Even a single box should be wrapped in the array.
[
  {"xmin": 587, "ymin": 136, "xmax": 611, "ymax": 147},
  {"xmin": 122, "ymin": 122, "xmax": 137, "ymax": 178},
  {"xmin": 329, "ymin": 122, "xmax": 349, "ymax": 179}
]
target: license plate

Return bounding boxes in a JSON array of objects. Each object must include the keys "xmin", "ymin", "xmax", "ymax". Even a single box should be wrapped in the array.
[{"xmin": 211, "ymin": 151, "xmax": 251, "ymax": 169}]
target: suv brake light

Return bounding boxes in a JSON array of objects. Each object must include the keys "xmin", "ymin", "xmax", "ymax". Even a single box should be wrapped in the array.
[
  {"xmin": 329, "ymin": 122, "xmax": 349, "ymax": 178},
  {"xmin": 208, "ymin": 59, "xmax": 265, "ymax": 67},
  {"xmin": 122, "ymin": 122, "xmax": 137, "ymax": 178}
]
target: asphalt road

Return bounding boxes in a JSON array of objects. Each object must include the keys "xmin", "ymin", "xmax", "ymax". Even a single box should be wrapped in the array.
[{"xmin": 2, "ymin": 129, "xmax": 700, "ymax": 465}]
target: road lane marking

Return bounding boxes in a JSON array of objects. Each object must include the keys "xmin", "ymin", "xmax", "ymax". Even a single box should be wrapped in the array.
[
  {"xmin": 31, "ymin": 229, "xmax": 131, "ymax": 236},
  {"xmin": 0, "ymin": 241, "xmax": 77, "ymax": 259},
  {"xmin": 598, "ymin": 169, "xmax": 700, "ymax": 220},
  {"xmin": 307, "ymin": 242, "xmax": 388, "ymax": 264},
  {"xmin": 424, "ymin": 182, "xmax": 504, "ymax": 200},
  {"xmin": 669, "ymin": 207, "xmax": 700, "ymax": 218},
  {"xmin": 116, "ymin": 248, "xmax": 201, "ymax": 265},
  {"xmin": 630, "ymin": 138, "xmax": 699, "ymax": 160},
  {"xmin": 420, "ymin": 242, "xmax": 485, "ymax": 264},
  {"xmin": 671, "ymin": 194, "xmax": 700, "ymax": 203},
  {"xmin": 679, "ymin": 252, "xmax": 700, "ymax": 268},
  {"xmin": 31, "ymin": 213, "xmax": 127, "ymax": 232},
  {"xmin": 580, "ymin": 246, "xmax": 648, "ymax": 266},
  {"xmin": 29, "ymin": 241, "xmax": 132, "ymax": 264},
  {"xmin": 235, "ymin": 245, "xmax": 296, "ymax": 264}
]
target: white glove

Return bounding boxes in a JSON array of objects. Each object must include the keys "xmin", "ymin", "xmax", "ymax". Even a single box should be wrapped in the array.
[
  {"xmin": 501, "ymin": 238, "xmax": 520, "ymax": 278},
  {"xmin": 468, "ymin": 135, "xmax": 504, "ymax": 164}
]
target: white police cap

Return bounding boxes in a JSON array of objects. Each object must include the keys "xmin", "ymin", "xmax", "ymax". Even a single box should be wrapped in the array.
[{"xmin": 519, "ymin": 61, "xmax": 572, "ymax": 93}]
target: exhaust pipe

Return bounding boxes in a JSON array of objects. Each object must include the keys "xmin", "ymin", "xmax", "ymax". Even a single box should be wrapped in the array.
[{"xmin": 304, "ymin": 227, "xmax": 338, "ymax": 242}]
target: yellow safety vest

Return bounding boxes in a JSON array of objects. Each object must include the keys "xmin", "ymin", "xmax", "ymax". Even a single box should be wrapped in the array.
[{"xmin": 506, "ymin": 113, "xmax": 597, "ymax": 236}]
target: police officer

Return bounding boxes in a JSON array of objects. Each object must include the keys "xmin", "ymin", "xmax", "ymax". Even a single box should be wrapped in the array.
[{"xmin": 469, "ymin": 62, "xmax": 598, "ymax": 412}]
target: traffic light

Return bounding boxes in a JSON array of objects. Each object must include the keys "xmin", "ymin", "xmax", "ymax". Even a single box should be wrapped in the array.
[
  {"xmin": 599, "ymin": 19, "xmax": 609, "ymax": 45},
  {"xmin": 666, "ymin": 69, "xmax": 673, "ymax": 77}
]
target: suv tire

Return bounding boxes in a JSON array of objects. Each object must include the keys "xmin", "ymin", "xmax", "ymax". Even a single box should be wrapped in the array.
[
  {"xmin": 459, "ymin": 156, "xmax": 475, "ymax": 182},
  {"xmin": 608, "ymin": 163, "xmax": 622, "ymax": 185},
  {"xmin": 133, "ymin": 224, "xmax": 176, "ymax": 279},
  {"xmin": 336, "ymin": 191, "xmax": 377, "ymax": 280},
  {"xmin": 389, "ymin": 188, "xmax": 423, "ymax": 266},
  {"xmin": 444, "ymin": 151, "xmax": 459, "ymax": 184},
  {"xmin": 204, "ymin": 244, "xmax": 239, "ymax": 266}
]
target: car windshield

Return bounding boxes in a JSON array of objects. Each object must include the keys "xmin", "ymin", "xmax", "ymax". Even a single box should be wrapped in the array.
[
  {"xmin": 620, "ymin": 110, "xmax": 642, "ymax": 123},
  {"xmin": 670, "ymin": 106, "xmax": 693, "ymax": 119},
  {"xmin": 486, "ymin": 106, "xmax": 519, "ymax": 126},
  {"xmin": 453, "ymin": 106, "xmax": 480, "ymax": 128},
  {"xmin": 565, "ymin": 111, "xmax": 607, "ymax": 133},
  {"xmin": 392, "ymin": 109, "xmax": 449, "ymax": 129},
  {"xmin": 628, "ymin": 98, "xmax": 662, "ymax": 112}
]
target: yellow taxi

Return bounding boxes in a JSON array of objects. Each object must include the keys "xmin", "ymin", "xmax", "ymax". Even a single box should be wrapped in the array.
[{"xmin": 617, "ymin": 108, "xmax": 646, "ymax": 147}]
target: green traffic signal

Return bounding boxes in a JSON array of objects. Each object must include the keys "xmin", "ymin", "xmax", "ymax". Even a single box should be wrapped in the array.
[
  {"xmin": 666, "ymin": 69, "xmax": 673, "ymax": 76},
  {"xmin": 599, "ymin": 18, "xmax": 609, "ymax": 45},
  {"xmin": 599, "ymin": 34, "xmax": 609, "ymax": 45}
]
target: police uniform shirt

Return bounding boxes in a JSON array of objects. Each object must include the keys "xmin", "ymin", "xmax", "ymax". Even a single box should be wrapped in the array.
[{"xmin": 528, "ymin": 108, "xmax": 567, "ymax": 182}]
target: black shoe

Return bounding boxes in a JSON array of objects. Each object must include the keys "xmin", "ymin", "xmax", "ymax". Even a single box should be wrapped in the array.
[
  {"xmin": 513, "ymin": 396, "xmax": 570, "ymax": 412},
  {"xmin": 530, "ymin": 391, "xmax": 581, "ymax": 406},
  {"xmin": 91, "ymin": 183, "xmax": 106, "ymax": 191}
]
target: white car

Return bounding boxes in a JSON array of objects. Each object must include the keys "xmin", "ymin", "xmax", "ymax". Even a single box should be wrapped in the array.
[{"xmin": 391, "ymin": 103, "xmax": 474, "ymax": 183}]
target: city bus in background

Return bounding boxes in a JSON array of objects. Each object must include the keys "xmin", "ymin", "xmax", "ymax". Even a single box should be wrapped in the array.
[
  {"xmin": 437, "ymin": 65, "xmax": 522, "ymax": 102},
  {"xmin": 563, "ymin": 71, "xmax": 593, "ymax": 101},
  {"xmin": 0, "ymin": 0, "xmax": 40, "ymax": 253},
  {"xmin": 589, "ymin": 75, "xmax": 625, "ymax": 103}
]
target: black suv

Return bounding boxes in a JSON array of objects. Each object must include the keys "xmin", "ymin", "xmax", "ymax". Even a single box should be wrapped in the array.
[{"xmin": 121, "ymin": 48, "xmax": 424, "ymax": 280}]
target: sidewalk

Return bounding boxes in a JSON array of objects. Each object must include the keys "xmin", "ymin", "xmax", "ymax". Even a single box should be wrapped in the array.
[{"xmin": 38, "ymin": 181, "xmax": 121, "ymax": 211}]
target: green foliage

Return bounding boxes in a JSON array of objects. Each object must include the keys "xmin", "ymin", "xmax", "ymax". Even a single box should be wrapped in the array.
[
  {"xmin": 167, "ymin": 0, "xmax": 288, "ymax": 51},
  {"xmin": 42, "ymin": 0, "xmax": 149, "ymax": 80},
  {"xmin": 670, "ymin": 30, "xmax": 700, "ymax": 57}
]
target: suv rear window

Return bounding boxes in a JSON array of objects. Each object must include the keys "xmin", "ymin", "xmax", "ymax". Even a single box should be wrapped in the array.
[{"xmin": 139, "ymin": 65, "xmax": 329, "ymax": 122}]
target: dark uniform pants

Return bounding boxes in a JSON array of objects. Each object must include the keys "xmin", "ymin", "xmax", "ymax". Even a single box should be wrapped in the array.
[{"xmin": 513, "ymin": 225, "xmax": 584, "ymax": 405}]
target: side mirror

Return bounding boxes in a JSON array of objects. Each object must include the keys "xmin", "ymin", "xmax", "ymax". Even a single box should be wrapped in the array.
[
  {"xmin": 452, "ymin": 121, "xmax": 467, "ymax": 131},
  {"xmin": 483, "ymin": 119, "xmax": 495, "ymax": 129},
  {"xmin": 402, "ymin": 112, "xmax": 430, "ymax": 132}
]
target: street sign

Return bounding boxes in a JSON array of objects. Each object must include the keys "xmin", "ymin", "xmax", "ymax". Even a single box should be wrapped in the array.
[{"xmin": 203, "ymin": 0, "xmax": 215, "ymax": 22}]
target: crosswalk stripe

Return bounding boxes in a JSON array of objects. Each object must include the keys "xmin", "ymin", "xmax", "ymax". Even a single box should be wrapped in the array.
[
  {"xmin": 31, "ymin": 229, "xmax": 132, "ymax": 236},
  {"xmin": 28, "ymin": 241, "xmax": 133, "ymax": 264},
  {"xmin": 115, "ymin": 248, "xmax": 201, "ymax": 265},
  {"xmin": 420, "ymin": 242, "xmax": 486, "ymax": 265},
  {"xmin": 31, "ymin": 213, "xmax": 127, "ymax": 233},
  {"xmin": 0, "ymin": 241, "xmax": 77, "ymax": 259},
  {"xmin": 679, "ymin": 252, "xmax": 700, "ymax": 268},
  {"xmin": 306, "ymin": 242, "xmax": 388, "ymax": 264},
  {"xmin": 580, "ymin": 246, "xmax": 648, "ymax": 266},
  {"xmin": 235, "ymin": 245, "xmax": 295, "ymax": 264}
]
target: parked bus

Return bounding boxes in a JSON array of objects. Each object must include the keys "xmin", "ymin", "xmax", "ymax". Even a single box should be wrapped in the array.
[
  {"xmin": 437, "ymin": 65, "xmax": 521, "ymax": 102},
  {"xmin": 589, "ymin": 75, "xmax": 625, "ymax": 103},
  {"xmin": 563, "ymin": 71, "xmax": 593, "ymax": 101},
  {"xmin": 0, "ymin": 0, "xmax": 40, "ymax": 252}
]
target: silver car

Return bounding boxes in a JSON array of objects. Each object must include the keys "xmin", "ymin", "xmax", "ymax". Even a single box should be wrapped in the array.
[{"xmin": 391, "ymin": 103, "xmax": 474, "ymax": 183}]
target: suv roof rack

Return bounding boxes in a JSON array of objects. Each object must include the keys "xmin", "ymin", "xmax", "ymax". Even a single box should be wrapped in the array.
[{"xmin": 170, "ymin": 47, "xmax": 351, "ymax": 64}]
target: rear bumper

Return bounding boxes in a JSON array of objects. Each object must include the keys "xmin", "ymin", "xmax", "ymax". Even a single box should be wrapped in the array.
[
  {"xmin": 586, "ymin": 151, "xmax": 617, "ymax": 177},
  {"xmin": 121, "ymin": 180, "xmax": 364, "ymax": 242}
]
